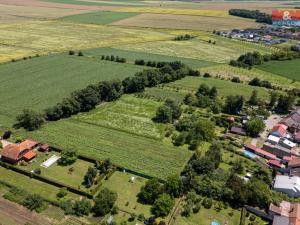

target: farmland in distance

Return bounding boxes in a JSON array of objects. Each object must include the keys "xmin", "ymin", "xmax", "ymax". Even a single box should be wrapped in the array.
[{"xmin": 0, "ymin": 54, "xmax": 144, "ymax": 127}]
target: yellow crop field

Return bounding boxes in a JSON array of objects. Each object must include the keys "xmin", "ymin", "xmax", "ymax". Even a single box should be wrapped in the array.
[
  {"xmin": 114, "ymin": 7, "xmax": 235, "ymax": 18},
  {"xmin": 0, "ymin": 21, "xmax": 172, "ymax": 62}
]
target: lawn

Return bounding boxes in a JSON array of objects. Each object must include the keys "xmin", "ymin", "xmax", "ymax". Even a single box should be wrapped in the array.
[
  {"xmin": 0, "ymin": 166, "xmax": 79, "ymax": 202},
  {"xmin": 18, "ymin": 151, "xmax": 96, "ymax": 191},
  {"xmin": 174, "ymin": 205, "xmax": 241, "ymax": 225},
  {"xmin": 76, "ymin": 95, "xmax": 164, "ymax": 140},
  {"xmin": 22, "ymin": 118, "xmax": 192, "ymax": 179},
  {"xmin": 83, "ymin": 47, "xmax": 216, "ymax": 69},
  {"xmin": 164, "ymin": 77, "xmax": 270, "ymax": 99},
  {"xmin": 101, "ymin": 171, "xmax": 151, "ymax": 216},
  {"xmin": 0, "ymin": 54, "xmax": 143, "ymax": 127},
  {"xmin": 117, "ymin": 36, "xmax": 275, "ymax": 63},
  {"xmin": 255, "ymin": 59, "xmax": 300, "ymax": 81},
  {"xmin": 60, "ymin": 11, "xmax": 140, "ymax": 25}
]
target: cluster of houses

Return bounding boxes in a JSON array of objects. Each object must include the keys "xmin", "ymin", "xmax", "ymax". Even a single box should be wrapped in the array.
[
  {"xmin": 269, "ymin": 200, "xmax": 300, "ymax": 225},
  {"xmin": 241, "ymin": 108, "xmax": 300, "ymax": 199},
  {"xmin": 218, "ymin": 26, "xmax": 300, "ymax": 45},
  {"xmin": 0, "ymin": 139, "xmax": 49, "ymax": 164}
]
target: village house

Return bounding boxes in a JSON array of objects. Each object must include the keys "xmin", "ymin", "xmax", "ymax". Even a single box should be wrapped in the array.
[
  {"xmin": 273, "ymin": 175, "xmax": 300, "ymax": 198},
  {"xmin": 269, "ymin": 201, "xmax": 300, "ymax": 225},
  {"xmin": 270, "ymin": 124, "xmax": 288, "ymax": 137},
  {"xmin": 262, "ymin": 142, "xmax": 300, "ymax": 158},
  {"xmin": 244, "ymin": 144, "xmax": 277, "ymax": 160},
  {"xmin": 1, "ymin": 139, "xmax": 38, "ymax": 164},
  {"xmin": 230, "ymin": 127, "xmax": 246, "ymax": 136},
  {"xmin": 280, "ymin": 108, "xmax": 300, "ymax": 133}
]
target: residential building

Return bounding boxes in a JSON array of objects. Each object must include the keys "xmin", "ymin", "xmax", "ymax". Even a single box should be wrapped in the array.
[
  {"xmin": 245, "ymin": 144, "xmax": 277, "ymax": 160},
  {"xmin": 1, "ymin": 139, "xmax": 38, "ymax": 164},
  {"xmin": 230, "ymin": 127, "xmax": 246, "ymax": 136},
  {"xmin": 288, "ymin": 158, "xmax": 300, "ymax": 169},
  {"xmin": 262, "ymin": 143, "xmax": 300, "ymax": 158},
  {"xmin": 268, "ymin": 160, "xmax": 284, "ymax": 169},
  {"xmin": 269, "ymin": 201, "xmax": 300, "ymax": 225},
  {"xmin": 273, "ymin": 175, "xmax": 300, "ymax": 197},
  {"xmin": 270, "ymin": 124, "xmax": 288, "ymax": 137},
  {"xmin": 267, "ymin": 135, "xmax": 280, "ymax": 145},
  {"xmin": 280, "ymin": 108, "xmax": 300, "ymax": 133}
]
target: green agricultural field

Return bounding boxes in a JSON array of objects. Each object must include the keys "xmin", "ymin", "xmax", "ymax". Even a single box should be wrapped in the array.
[
  {"xmin": 202, "ymin": 64, "xmax": 300, "ymax": 90},
  {"xmin": 22, "ymin": 118, "xmax": 192, "ymax": 179},
  {"xmin": 101, "ymin": 171, "xmax": 151, "ymax": 216},
  {"xmin": 0, "ymin": 54, "xmax": 143, "ymax": 127},
  {"xmin": 256, "ymin": 59, "xmax": 300, "ymax": 81},
  {"xmin": 77, "ymin": 95, "xmax": 164, "ymax": 140},
  {"xmin": 117, "ymin": 36, "xmax": 276, "ymax": 63},
  {"xmin": 60, "ymin": 11, "xmax": 140, "ymax": 25},
  {"xmin": 165, "ymin": 77, "xmax": 270, "ymax": 99},
  {"xmin": 140, "ymin": 87, "xmax": 187, "ymax": 103},
  {"xmin": 83, "ymin": 47, "xmax": 216, "ymax": 69},
  {"xmin": 0, "ymin": 167, "xmax": 79, "ymax": 202}
]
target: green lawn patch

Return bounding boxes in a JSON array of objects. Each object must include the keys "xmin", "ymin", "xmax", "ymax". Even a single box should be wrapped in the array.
[
  {"xmin": 174, "ymin": 205, "xmax": 241, "ymax": 225},
  {"xmin": 0, "ymin": 167, "xmax": 79, "ymax": 202},
  {"xmin": 0, "ymin": 54, "xmax": 143, "ymax": 127},
  {"xmin": 18, "ymin": 151, "xmax": 96, "ymax": 191},
  {"xmin": 101, "ymin": 171, "xmax": 151, "ymax": 216},
  {"xmin": 61, "ymin": 11, "xmax": 140, "ymax": 25},
  {"xmin": 255, "ymin": 59, "xmax": 300, "ymax": 81},
  {"xmin": 139, "ymin": 87, "xmax": 187, "ymax": 103},
  {"xmin": 83, "ymin": 47, "xmax": 216, "ymax": 69},
  {"xmin": 165, "ymin": 77, "xmax": 270, "ymax": 99}
]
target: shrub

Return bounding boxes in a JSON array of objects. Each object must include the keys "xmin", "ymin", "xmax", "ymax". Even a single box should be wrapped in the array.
[
  {"xmin": 78, "ymin": 51, "xmax": 83, "ymax": 56},
  {"xmin": 249, "ymin": 215, "xmax": 256, "ymax": 221},
  {"xmin": 57, "ymin": 187, "xmax": 68, "ymax": 198},
  {"xmin": 69, "ymin": 50, "xmax": 75, "ymax": 55}
]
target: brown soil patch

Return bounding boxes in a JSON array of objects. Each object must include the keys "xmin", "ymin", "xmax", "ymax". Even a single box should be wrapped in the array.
[
  {"xmin": 0, "ymin": 197, "xmax": 52, "ymax": 225},
  {"xmin": 111, "ymin": 13, "xmax": 259, "ymax": 31}
]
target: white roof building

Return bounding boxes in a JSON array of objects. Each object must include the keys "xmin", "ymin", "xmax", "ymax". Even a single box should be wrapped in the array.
[
  {"xmin": 268, "ymin": 135, "xmax": 280, "ymax": 145},
  {"xmin": 281, "ymin": 139, "xmax": 297, "ymax": 150},
  {"xmin": 274, "ymin": 175, "xmax": 300, "ymax": 197}
]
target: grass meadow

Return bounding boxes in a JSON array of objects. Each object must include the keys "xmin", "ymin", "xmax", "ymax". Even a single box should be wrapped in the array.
[
  {"xmin": 164, "ymin": 77, "xmax": 270, "ymax": 99},
  {"xmin": 117, "ymin": 36, "xmax": 276, "ymax": 63},
  {"xmin": 202, "ymin": 64, "xmax": 300, "ymax": 90},
  {"xmin": 83, "ymin": 47, "xmax": 216, "ymax": 69},
  {"xmin": 0, "ymin": 54, "xmax": 143, "ymax": 127},
  {"xmin": 0, "ymin": 20, "xmax": 172, "ymax": 62},
  {"xmin": 256, "ymin": 59, "xmax": 300, "ymax": 81},
  {"xmin": 0, "ymin": 167, "xmax": 79, "ymax": 202},
  {"xmin": 60, "ymin": 11, "xmax": 140, "ymax": 25},
  {"xmin": 101, "ymin": 171, "xmax": 151, "ymax": 216}
]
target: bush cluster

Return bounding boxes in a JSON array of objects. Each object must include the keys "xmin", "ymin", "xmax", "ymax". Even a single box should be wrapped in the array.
[{"xmin": 101, "ymin": 55, "xmax": 126, "ymax": 63}]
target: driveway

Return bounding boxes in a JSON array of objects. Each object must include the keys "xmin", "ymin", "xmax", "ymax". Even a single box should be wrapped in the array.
[{"xmin": 251, "ymin": 114, "xmax": 281, "ymax": 147}]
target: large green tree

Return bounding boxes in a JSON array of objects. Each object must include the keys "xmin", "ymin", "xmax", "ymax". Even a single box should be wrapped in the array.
[
  {"xmin": 245, "ymin": 117, "xmax": 265, "ymax": 137},
  {"xmin": 14, "ymin": 109, "xmax": 44, "ymax": 131},
  {"xmin": 93, "ymin": 188, "xmax": 117, "ymax": 216},
  {"xmin": 151, "ymin": 194, "xmax": 175, "ymax": 217}
]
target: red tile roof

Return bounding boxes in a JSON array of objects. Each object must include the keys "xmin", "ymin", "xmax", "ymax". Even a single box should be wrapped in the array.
[
  {"xmin": 270, "ymin": 201, "xmax": 300, "ymax": 225},
  {"xmin": 245, "ymin": 144, "xmax": 277, "ymax": 160},
  {"xmin": 19, "ymin": 139, "xmax": 38, "ymax": 151},
  {"xmin": 295, "ymin": 132, "xmax": 300, "ymax": 141},
  {"xmin": 289, "ymin": 158, "xmax": 300, "ymax": 167},
  {"xmin": 23, "ymin": 150, "xmax": 36, "ymax": 161},
  {"xmin": 268, "ymin": 159, "xmax": 283, "ymax": 168},
  {"xmin": 271, "ymin": 124, "xmax": 288, "ymax": 136},
  {"xmin": 1, "ymin": 144, "xmax": 23, "ymax": 161}
]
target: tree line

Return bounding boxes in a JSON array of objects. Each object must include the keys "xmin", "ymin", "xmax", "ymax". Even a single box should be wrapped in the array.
[
  {"xmin": 14, "ymin": 61, "xmax": 200, "ymax": 131},
  {"xmin": 228, "ymin": 9, "xmax": 272, "ymax": 24},
  {"xmin": 229, "ymin": 50, "xmax": 300, "ymax": 69},
  {"xmin": 101, "ymin": 55, "xmax": 126, "ymax": 63},
  {"xmin": 174, "ymin": 34, "xmax": 195, "ymax": 41}
]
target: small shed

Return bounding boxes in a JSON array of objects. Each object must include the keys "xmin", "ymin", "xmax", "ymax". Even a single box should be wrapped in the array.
[{"xmin": 230, "ymin": 127, "xmax": 246, "ymax": 136}]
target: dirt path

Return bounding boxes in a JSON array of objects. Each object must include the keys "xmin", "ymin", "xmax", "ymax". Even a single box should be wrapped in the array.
[{"xmin": 0, "ymin": 197, "xmax": 52, "ymax": 225}]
